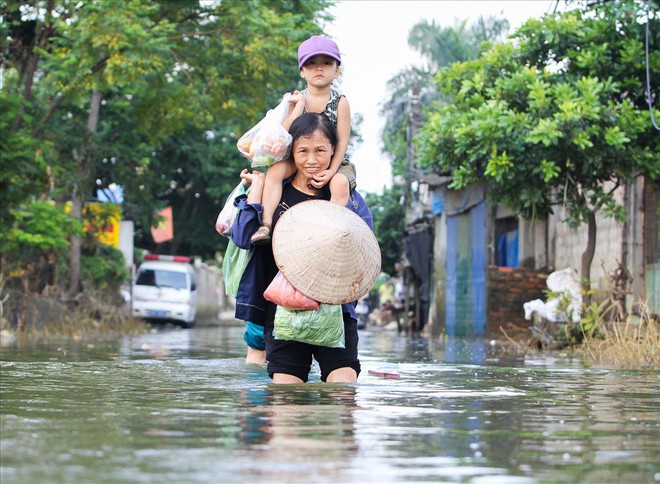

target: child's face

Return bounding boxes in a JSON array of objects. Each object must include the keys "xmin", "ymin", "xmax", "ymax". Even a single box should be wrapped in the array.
[
  {"xmin": 292, "ymin": 129, "xmax": 334, "ymax": 179},
  {"xmin": 300, "ymin": 55, "xmax": 339, "ymax": 87}
]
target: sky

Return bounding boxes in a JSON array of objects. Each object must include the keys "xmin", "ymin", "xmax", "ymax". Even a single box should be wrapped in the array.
[{"xmin": 325, "ymin": 0, "xmax": 557, "ymax": 194}]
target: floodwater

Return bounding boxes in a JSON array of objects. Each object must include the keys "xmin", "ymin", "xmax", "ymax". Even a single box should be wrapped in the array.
[{"xmin": 1, "ymin": 323, "xmax": 658, "ymax": 483}]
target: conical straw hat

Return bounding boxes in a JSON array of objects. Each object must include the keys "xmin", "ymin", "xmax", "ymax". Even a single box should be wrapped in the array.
[{"xmin": 272, "ymin": 200, "xmax": 381, "ymax": 305}]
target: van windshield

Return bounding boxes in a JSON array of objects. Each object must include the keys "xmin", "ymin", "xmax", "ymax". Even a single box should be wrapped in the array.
[{"xmin": 136, "ymin": 269, "xmax": 187, "ymax": 289}]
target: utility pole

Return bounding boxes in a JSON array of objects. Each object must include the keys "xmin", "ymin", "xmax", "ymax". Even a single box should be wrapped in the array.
[
  {"xmin": 405, "ymin": 80, "xmax": 423, "ymax": 333},
  {"xmin": 406, "ymin": 80, "xmax": 422, "ymax": 209}
]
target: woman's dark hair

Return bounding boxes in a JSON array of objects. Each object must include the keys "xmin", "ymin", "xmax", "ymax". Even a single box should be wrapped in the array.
[{"xmin": 288, "ymin": 112, "xmax": 338, "ymax": 150}]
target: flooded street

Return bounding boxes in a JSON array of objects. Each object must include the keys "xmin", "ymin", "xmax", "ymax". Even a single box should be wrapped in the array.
[{"xmin": 1, "ymin": 323, "xmax": 658, "ymax": 483}]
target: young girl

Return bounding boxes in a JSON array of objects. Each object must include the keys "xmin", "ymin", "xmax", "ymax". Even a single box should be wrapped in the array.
[{"xmin": 250, "ymin": 35, "xmax": 357, "ymax": 245}]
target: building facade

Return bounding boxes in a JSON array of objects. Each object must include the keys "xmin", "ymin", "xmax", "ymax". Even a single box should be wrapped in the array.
[{"xmin": 404, "ymin": 176, "xmax": 658, "ymax": 337}]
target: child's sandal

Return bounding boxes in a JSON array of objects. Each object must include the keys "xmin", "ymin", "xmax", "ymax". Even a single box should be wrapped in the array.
[{"xmin": 250, "ymin": 224, "xmax": 272, "ymax": 246}]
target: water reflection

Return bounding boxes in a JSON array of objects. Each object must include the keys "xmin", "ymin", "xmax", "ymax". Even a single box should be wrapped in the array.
[
  {"xmin": 235, "ymin": 385, "xmax": 359, "ymax": 481},
  {"xmin": 444, "ymin": 337, "xmax": 486, "ymax": 364},
  {"xmin": 0, "ymin": 325, "xmax": 658, "ymax": 483}
]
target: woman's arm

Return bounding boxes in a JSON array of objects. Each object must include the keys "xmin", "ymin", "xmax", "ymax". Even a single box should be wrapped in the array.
[
  {"xmin": 340, "ymin": 188, "xmax": 375, "ymax": 316},
  {"xmin": 346, "ymin": 189, "xmax": 374, "ymax": 230},
  {"xmin": 231, "ymin": 170, "xmax": 266, "ymax": 249}
]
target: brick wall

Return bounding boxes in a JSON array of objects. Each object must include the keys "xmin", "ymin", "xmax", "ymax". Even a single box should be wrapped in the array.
[{"xmin": 487, "ymin": 266, "xmax": 549, "ymax": 334}]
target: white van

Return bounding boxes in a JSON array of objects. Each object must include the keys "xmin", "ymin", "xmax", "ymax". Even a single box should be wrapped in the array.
[{"xmin": 132, "ymin": 256, "xmax": 197, "ymax": 327}]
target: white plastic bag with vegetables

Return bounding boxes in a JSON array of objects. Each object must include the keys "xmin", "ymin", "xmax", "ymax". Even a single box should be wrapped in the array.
[
  {"xmin": 215, "ymin": 182, "xmax": 248, "ymax": 237},
  {"xmin": 236, "ymin": 93, "xmax": 292, "ymax": 168}
]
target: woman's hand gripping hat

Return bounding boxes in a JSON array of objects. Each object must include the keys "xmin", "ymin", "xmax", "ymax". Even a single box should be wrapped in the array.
[{"xmin": 272, "ymin": 200, "xmax": 381, "ymax": 305}]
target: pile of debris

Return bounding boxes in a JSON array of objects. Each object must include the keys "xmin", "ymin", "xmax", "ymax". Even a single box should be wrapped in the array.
[{"xmin": 523, "ymin": 268, "xmax": 583, "ymax": 349}]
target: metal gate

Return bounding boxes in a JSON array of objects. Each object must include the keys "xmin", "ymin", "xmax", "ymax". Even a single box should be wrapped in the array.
[{"xmin": 445, "ymin": 201, "xmax": 486, "ymax": 337}]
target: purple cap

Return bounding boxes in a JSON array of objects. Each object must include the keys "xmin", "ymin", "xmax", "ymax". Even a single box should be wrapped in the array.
[{"xmin": 297, "ymin": 35, "xmax": 341, "ymax": 69}]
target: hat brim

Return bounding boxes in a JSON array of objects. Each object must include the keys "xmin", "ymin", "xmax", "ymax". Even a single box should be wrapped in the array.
[
  {"xmin": 298, "ymin": 52, "xmax": 341, "ymax": 69},
  {"xmin": 272, "ymin": 200, "xmax": 381, "ymax": 305}
]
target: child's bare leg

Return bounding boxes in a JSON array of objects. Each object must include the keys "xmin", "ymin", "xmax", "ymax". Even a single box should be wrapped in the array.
[
  {"xmin": 262, "ymin": 162, "xmax": 292, "ymax": 226},
  {"xmin": 252, "ymin": 161, "xmax": 295, "ymax": 245},
  {"xmin": 246, "ymin": 347, "xmax": 266, "ymax": 365},
  {"xmin": 244, "ymin": 321, "xmax": 266, "ymax": 364},
  {"xmin": 329, "ymin": 173, "xmax": 350, "ymax": 206}
]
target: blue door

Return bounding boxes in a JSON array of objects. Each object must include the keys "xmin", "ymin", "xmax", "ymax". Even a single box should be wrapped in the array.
[{"xmin": 445, "ymin": 202, "xmax": 486, "ymax": 337}]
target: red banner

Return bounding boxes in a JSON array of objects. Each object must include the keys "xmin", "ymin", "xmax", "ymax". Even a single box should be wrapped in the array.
[{"xmin": 151, "ymin": 206, "xmax": 174, "ymax": 243}]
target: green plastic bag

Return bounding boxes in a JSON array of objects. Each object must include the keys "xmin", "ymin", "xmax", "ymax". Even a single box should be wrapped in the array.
[
  {"xmin": 273, "ymin": 304, "xmax": 345, "ymax": 348},
  {"xmin": 222, "ymin": 239, "xmax": 252, "ymax": 298}
]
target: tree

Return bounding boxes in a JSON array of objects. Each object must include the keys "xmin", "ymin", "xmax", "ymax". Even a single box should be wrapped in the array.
[
  {"xmin": 374, "ymin": 15, "xmax": 511, "ymax": 276},
  {"xmin": 417, "ymin": 0, "xmax": 660, "ymax": 294},
  {"xmin": 1, "ymin": 0, "xmax": 332, "ymax": 295},
  {"xmin": 365, "ymin": 187, "xmax": 406, "ymax": 275},
  {"xmin": 381, "ymin": 15, "xmax": 511, "ymax": 187},
  {"xmin": 1, "ymin": 201, "xmax": 81, "ymax": 330}
]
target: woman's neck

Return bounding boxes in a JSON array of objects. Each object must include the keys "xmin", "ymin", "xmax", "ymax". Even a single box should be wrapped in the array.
[{"xmin": 291, "ymin": 174, "xmax": 321, "ymax": 195}]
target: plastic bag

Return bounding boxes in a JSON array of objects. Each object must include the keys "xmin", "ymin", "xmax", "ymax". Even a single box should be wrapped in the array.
[
  {"xmin": 264, "ymin": 271, "xmax": 320, "ymax": 310},
  {"xmin": 273, "ymin": 304, "xmax": 345, "ymax": 348},
  {"xmin": 215, "ymin": 182, "xmax": 247, "ymax": 237},
  {"xmin": 236, "ymin": 93, "xmax": 292, "ymax": 168},
  {"xmin": 222, "ymin": 238, "xmax": 252, "ymax": 298}
]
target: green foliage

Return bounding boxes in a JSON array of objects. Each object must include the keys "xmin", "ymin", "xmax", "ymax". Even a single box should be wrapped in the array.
[
  {"xmin": 2, "ymin": 202, "xmax": 81, "ymax": 293},
  {"xmin": 3, "ymin": 202, "xmax": 81, "ymax": 255},
  {"xmin": 418, "ymin": 0, "xmax": 659, "ymax": 227},
  {"xmin": 365, "ymin": 186, "xmax": 406, "ymax": 275},
  {"xmin": 375, "ymin": 14, "xmax": 513, "ymax": 288},
  {"xmin": 579, "ymin": 299, "xmax": 601, "ymax": 339},
  {"xmin": 0, "ymin": 86, "xmax": 49, "ymax": 232},
  {"xmin": 381, "ymin": 14, "xmax": 511, "ymax": 203},
  {"xmin": 2, "ymin": 0, "xmax": 333, "ymax": 291},
  {"xmin": 122, "ymin": 122, "xmax": 247, "ymax": 255},
  {"xmin": 80, "ymin": 244, "xmax": 130, "ymax": 290}
]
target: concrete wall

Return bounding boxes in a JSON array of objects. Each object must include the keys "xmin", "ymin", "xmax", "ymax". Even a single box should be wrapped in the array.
[
  {"xmin": 518, "ymin": 218, "xmax": 549, "ymax": 270},
  {"xmin": 193, "ymin": 260, "xmax": 225, "ymax": 321},
  {"xmin": 646, "ymin": 264, "xmax": 660, "ymax": 314},
  {"xmin": 643, "ymin": 179, "xmax": 659, "ymax": 314},
  {"xmin": 429, "ymin": 212, "xmax": 447, "ymax": 335},
  {"xmin": 546, "ymin": 181, "xmax": 650, "ymax": 311},
  {"xmin": 623, "ymin": 178, "xmax": 645, "ymax": 308},
  {"xmin": 548, "ymin": 184, "xmax": 626, "ymax": 300}
]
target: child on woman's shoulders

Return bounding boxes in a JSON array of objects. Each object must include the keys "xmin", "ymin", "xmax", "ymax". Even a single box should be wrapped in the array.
[{"xmin": 251, "ymin": 34, "xmax": 357, "ymax": 246}]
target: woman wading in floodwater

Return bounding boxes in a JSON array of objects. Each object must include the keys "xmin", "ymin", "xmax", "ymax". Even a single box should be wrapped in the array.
[{"xmin": 231, "ymin": 113, "xmax": 377, "ymax": 384}]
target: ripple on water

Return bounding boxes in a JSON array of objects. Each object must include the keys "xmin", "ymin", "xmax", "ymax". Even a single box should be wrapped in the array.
[{"xmin": 1, "ymin": 330, "xmax": 658, "ymax": 484}]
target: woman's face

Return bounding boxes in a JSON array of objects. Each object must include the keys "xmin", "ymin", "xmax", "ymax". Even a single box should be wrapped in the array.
[{"xmin": 292, "ymin": 129, "xmax": 334, "ymax": 179}]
